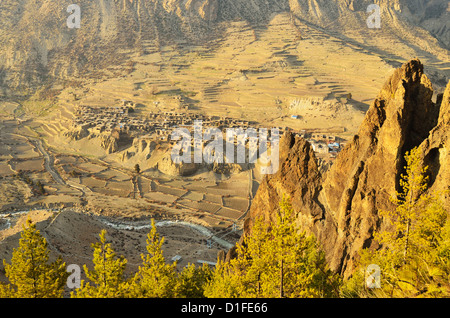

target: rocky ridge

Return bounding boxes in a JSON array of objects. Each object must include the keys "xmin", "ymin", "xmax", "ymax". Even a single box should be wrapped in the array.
[{"xmin": 243, "ymin": 59, "xmax": 450, "ymax": 277}]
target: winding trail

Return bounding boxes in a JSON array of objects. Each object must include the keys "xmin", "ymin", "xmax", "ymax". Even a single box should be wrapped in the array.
[
  {"xmin": 30, "ymin": 139, "xmax": 65, "ymax": 185},
  {"xmin": 28, "ymin": 138, "xmax": 90, "ymax": 196}
]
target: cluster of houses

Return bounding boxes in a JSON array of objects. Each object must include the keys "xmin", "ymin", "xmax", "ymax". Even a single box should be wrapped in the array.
[
  {"xmin": 71, "ymin": 101, "xmax": 346, "ymax": 159},
  {"xmin": 306, "ymin": 133, "xmax": 345, "ymax": 157},
  {"xmin": 283, "ymin": 130, "xmax": 345, "ymax": 157},
  {"xmin": 72, "ymin": 104, "xmax": 133, "ymax": 134},
  {"xmin": 71, "ymin": 102, "xmax": 253, "ymax": 143}
]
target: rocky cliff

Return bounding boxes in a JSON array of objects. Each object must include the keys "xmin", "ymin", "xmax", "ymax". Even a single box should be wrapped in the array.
[
  {"xmin": 420, "ymin": 77, "xmax": 450, "ymax": 212},
  {"xmin": 244, "ymin": 59, "xmax": 449, "ymax": 277}
]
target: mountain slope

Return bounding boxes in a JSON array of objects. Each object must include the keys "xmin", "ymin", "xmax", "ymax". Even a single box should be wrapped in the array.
[{"xmin": 0, "ymin": 0, "xmax": 448, "ymax": 97}]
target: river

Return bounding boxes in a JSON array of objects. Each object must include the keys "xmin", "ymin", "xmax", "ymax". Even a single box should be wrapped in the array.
[{"xmin": 0, "ymin": 209, "xmax": 235, "ymax": 249}]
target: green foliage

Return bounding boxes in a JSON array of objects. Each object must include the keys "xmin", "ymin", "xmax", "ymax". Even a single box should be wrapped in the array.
[
  {"xmin": 2, "ymin": 218, "xmax": 68, "ymax": 298},
  {"xmin": 67, "ymin": 220, "xmax": 213, "ymax": 298},
  {"xmin": 343, "ymin": 147, "xmax": 450, "ymax": 297},
  {"xmin": 71, "ymin": 230, "xmax": 129, "ymax": 298},
  {"xmin": 175, "ymin": 263, "xmax": 213, "ymax": 298},
  {"xmin": 376, "ymin": 147, "xmax": 439, "ymax": 263},
  {"xmin": 14, "ymin": 171, "xmax": 46, "ymax": 195},
  {"xmin": 204, "ymin": 196, "xmax": 341, "ymax": 298},
  {"xmin": 128, "ymin": 219, "xmax": 177, "ymax": 297},
  {"xmin": 0, "ymin": 282, "xmax": 13, "ymax": 298}
]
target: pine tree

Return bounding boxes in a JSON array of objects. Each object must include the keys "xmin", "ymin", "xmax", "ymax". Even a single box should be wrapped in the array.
[
  {"xmin": 260, "ymin": 197, "xmax": 340, "ymax": 298},
  {"xmin": 35, "ymin": 181, "xmax": 46, "ymax": 195},
  {"xmin": 376, "ymin": 147, "xmax": 448, "ymax": 291},
  {"xmin": 2, "ymin": 218, "xmax": 68, "ymax": 298},
  {"xmin": 71, "ymin": 229, "xmax": 129, "ymax": 298},
  {"xmin": 129, "ymin": 219, "xmax": 177, "ymax": 297},
  {"xmin": 175, "ymin": 263, "xmax": 212, "ymax": 298},
  {"xmin": 344, "ymin": 147, "xmax": 449, "ymax": 297},
  {"xmin": 376, "ymin": 147, "xmax": 440, "ymax": 263},
  {"xmin": 205, "ymin": 196, "xmax": 341, "ymax": 298},
  {"xmin": 0, "ymin": 278, "xmax": 13, "ymax": 298}
]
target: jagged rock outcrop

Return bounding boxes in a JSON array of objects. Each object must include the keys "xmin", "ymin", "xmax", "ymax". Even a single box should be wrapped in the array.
[
  {"xmin": 100, "ymin": 134, "xmax": 119, "ymax": 154},
  {"xmin": 156, "ymin": 152, "xmax": 199, "ymax": 176},
  {"xmin": 244, "ymin": 134, "xmax": 323, "ymax": 234},
  {"xmin": 244, "ymin": 59, "xmax": 449, "ymax": 277},
  {"xmin": 129, "ymin": 137, "xmax": 156, "ymax": 160},
  {"xmin": 63, "ymin": 125, "xmax": 90, "ymax": 141},
  {"xmin": 155, "ymin": 150, "xmax": 248, "ymax": 176},
  {"xmin": 420, "ymin": 81, "xmax": 450, "ymax": 211},
  {"xmin": 212, "ymin": 161, "xmax": 244, "ymax": 175},
  {"xmin": 319, "ymin": 58, "xmax": 440, "ymax": 275},
  {"xmin": 99, "ymin": 129, "xmax": 132, "ymax": 154}
]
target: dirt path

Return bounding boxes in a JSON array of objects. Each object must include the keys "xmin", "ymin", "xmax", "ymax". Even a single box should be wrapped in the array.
[
  {"xmin": 30, "ymin": 139, "xmax": 65, "ymax": 185},
  {"xmin": 28, "ymin": 137, "xmax": 91, "ymax": 196}
]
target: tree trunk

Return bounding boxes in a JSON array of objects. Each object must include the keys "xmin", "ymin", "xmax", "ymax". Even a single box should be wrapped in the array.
[
  {"xmin": 279, "ymin": 258, "xmax": 284, "ymax": 298},
  {"xmin": 257, "ymin": 271, "xmax": 261, "ymax": 297},
  {"xmin": 403, "ymin": 217, "xmax": 411, "ymax": 263}
]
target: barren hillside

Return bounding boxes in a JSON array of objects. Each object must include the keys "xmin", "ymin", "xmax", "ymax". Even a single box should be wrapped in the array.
[{"xmin": 0, "ymin": 0, "xmax": 448, "ymax": 96}]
